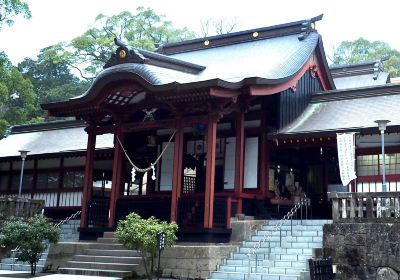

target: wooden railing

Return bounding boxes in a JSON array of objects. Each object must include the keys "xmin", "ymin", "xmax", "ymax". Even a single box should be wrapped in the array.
[{"xmin": 328, "ymin": 192, "xmax": 400, "ymax": 222}]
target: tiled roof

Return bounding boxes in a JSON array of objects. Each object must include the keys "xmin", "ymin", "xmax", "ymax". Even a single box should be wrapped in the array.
[
  {"xmin": 278, "ymin": 84, "xmax": 400, "ymax": 135},
  {"xmin": 42, "ymin": 16, "xmax": 334, "ymax": 112},
  {"xmin": 0, "ymin": 122, "xmax": 113, "ymax": 158}
]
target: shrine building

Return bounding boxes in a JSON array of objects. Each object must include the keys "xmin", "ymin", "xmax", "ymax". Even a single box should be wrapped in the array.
[{"xmin": 0, "ymin": 15, "xmax": 398, "ymax": 241}]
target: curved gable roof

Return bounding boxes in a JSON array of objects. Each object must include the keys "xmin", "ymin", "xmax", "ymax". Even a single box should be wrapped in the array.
[{"xmin": 42, "ymin": 15, "xmax": 334, "ymax": 114}]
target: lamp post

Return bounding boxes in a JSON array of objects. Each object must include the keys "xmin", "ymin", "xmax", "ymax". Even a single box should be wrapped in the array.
[
  {"xmin": 375, "ymin": 120, "xmax": 390, "ymax": 192},
  {"xmin": 18, "ymin": 150, "xmax": 29, "ymax": 196}
]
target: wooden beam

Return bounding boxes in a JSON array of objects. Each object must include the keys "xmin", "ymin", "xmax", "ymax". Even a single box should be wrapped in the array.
[
  {"xmin": 260, "ymin": 101, "xmax": 270, "ymax": 198},
  {"xmin": 234, "ymin": 112, "xmax": 245, "ymax": 214},
  {"xmin": 170, "ymin": 122, "xmax": 184, "ymax": 222},
  {"xmin": 80, "ymin": 125, "xmax": 96, "ymax": 228},
  {"xmin": 260, "ymin": 131, "xmax": 269, "ymax": 198},
  {"xmin": 108, "ymin": 127, "xmax": 124, "ymax": 228},
  {"xmin": 204, "ymin": 117, "xmax": 217, "ymax": 228},
  {"xmin": 209, "ymin": 88, "xmax": 241, "ymax": 100}
]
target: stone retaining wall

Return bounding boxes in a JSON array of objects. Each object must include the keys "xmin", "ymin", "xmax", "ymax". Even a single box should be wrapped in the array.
[
  {"xmin": 161, "ymin": 244, "xmax": 238, "ymax": 279},
  {"xmin": 323, "ymin": 223, "xmax": 400, "ymax": 279},
  {"xmin": 0, "ymin": 196, "xmax": 44, "ymax": 222}
]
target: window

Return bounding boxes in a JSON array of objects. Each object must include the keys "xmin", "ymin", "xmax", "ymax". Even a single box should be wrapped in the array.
[
  {"xmin": 357, "ymin": 155, "xmax": 379, "ymax": 176},
  {"xmin": 357, "ymin": 153, "xmax": 400, "ymax": 176},
  {"xmin": 11, "ymin": 174, "xmax": 33, "ymax": 191},
  {"xmin": 382, "ymin": 153, "xmax": 400, "ymax": 175},
  {"xmin": 0, "ymin": 175, "xmax": 8, "ymax": 191},
  {"xmin": 64, "ymin": 171, "xmax": 84, "ymax": 188},
  {"xmin": 37, "ymin": 172, "xmax": 59, "ymax": 189}
]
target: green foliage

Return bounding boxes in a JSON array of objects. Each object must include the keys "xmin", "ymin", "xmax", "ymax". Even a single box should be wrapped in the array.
[
  {"xmin": 333, "ymin": 38, "xmax": 400, "ymax": 77},
  {"xmin": 18, "ymin": 47, "xmax": 90, "ymax": 104},
  {"xmin": 46, "ymin": 7, "xmax": 196, "ymax": 77},
  {"xmin": 115, "ymin": 212, "xmax": 178, "ymax": 280},
  {"xmin": 0, "ymin": 51, "xmax": 40, "ymax": 137},
  {"xmin": 0, "ymin": 0, "xmax": 31, "ymax": 29},
  {"xmin": 0, "ymin": 215, "xmax": 60, "ymax": 275}
]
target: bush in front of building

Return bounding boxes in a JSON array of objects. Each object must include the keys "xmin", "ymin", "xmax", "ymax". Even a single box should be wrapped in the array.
[
  {"xmin": 115, "ymin": 212, "xmax": 178, "ymax": 280},
  {"xmin": 0, "ymin": 215, "xmax": 60, "ymax": 276}
]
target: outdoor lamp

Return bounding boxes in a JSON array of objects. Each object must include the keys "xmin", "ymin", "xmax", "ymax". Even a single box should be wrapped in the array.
[
  {"xmin": 374, "ymin": 120, "xmax": 390, "ymax": 192},
  {"xmin": 18, "ymin": 150, "xmax": 30, "ymax": 196}
]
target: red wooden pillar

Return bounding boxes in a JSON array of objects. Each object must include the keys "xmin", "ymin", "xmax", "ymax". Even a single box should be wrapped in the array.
[
  {"xmin": 108, "ymin": 127, "xmax": 124, "ymax": 228},
  {"xmin": 234, "ymin": 112, "xmax": 245, "ymax": 214},
  {"xmin": 260, "ymin": 131, "xmax": 270, "ymax": 198},
  {"xmin": 170, "ymin": 122, "xmax": 184, "ymax": 222},
  {"xmin": 204, "ymin": 116, "xmax": 217, "ymax": 228},
  {"xmin": 80, "ymin": 125, "xmax": 96, "ymax": 228}
]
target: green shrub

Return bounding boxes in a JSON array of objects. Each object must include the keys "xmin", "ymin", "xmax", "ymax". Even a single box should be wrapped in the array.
[
  {"xmin": 115, "ymin": 212, "xmax": 178, "ymax": 280},
  {"xmin": 0, "ymin": 215, "xmax": 60, "ymax": 275}
]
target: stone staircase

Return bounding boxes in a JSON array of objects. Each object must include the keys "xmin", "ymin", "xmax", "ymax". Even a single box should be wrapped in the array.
[
  {"xmin": 59, "ymin": 231, "xmax": 141, "ymax": 278},
  {"xmin": 59, "ymin": 219, "xmax": 80, "ymax": 242},
  {"xmin": 209, "ymin": 219, "xmax": 332, "ymax": 280},
  {"xmin": 0, "ymin": 219, "xmax": 80, "ymax": 272}
]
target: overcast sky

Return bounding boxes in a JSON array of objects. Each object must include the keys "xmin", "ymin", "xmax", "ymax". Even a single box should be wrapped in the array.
[{"xmin": 0, "ymin": 0, "xmax": 399, "ymax": 65}]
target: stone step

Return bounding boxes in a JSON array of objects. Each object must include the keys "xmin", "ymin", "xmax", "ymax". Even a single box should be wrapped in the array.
[
  {"xmin": 73, "ymin": 255, "xmax": 141, "ymax": 264},
  {"xmin": 248, "ymin": 236, "xmax": 322, "ymax": 244},
  {"xmin": 218, "ymin": 265, "xmax": 305, "ymax": 275},
  {"xmin": 0, "ymin": 263, "xmax": 45, "ymax": 272},
  {"xmin": 243, "ymin": 242, "xmax": 322, "ymax": 250},
  {"xmin": 226, "ymin": 254, "xmax": 311, "ymax": 265},
  {"xmin": 232, "ymin": 248, "xmax": 314, "ymax": 259},
  {"xmin": 1, "ymin": 257, "xmax": 47, "ymax": 265},
  {"xmin": 266, "ymin": 220, "xmax": 331, "ymax": 226},
  {"xmin": 239, "ymin": 243, "xmax": 321, "ymax": 253},
  {"xmin": 220, "ymin": 260, "xmax": 307, "ymax": 270},
  {"xmin": 59, "ymin": 267, "xmax": 130, "ymax": 278},
  {"xmin": 64, "ymin": 260, "xmax": 138, "ymax": 271},
  {"xmin": 103, "ymin": 232, "xmax": 116, "ymax": 238},
  {"xmin": 210, "ymin": 271, "xmax": 299, "ymax": 280},
  {"xmin": 255, "ymin": 230, "xmax": 322, "ymax": 238},
  {"xmin": 88, "ymin": 243, "xmax": 125, "ymax": 250},
  {"xmin": 261, "ymin": 225, "xmax": 323, "ymax": 232},
  {"xmin": 84, "ymin": 249, "xmax": 140, "ymax": 257},
  {"xmin": 97, "ymin": 237, "xmax": 117, "ymax": 244}
]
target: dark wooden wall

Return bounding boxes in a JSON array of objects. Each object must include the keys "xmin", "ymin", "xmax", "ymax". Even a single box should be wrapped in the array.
[{"xmin": 277, "ymin": 70, "xmax": 323, "ymax": 129}]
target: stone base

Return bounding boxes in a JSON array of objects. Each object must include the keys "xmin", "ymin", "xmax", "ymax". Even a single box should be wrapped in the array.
[
  {"xmin": 160, "ymin": 244, "xmax": 238, "ymax": 279},
  {"xmin": 324, "ymin": 223, "xmax": 400, "ymax": 280},
  {"xmin": 230, "ymin": 219, "xmax": 264, "ymax": 243}
]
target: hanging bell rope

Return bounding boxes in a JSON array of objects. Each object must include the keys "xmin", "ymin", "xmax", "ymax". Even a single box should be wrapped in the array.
[{"xmin": 116, "ymin": 130, "xmax": 176, "ymax": 181}]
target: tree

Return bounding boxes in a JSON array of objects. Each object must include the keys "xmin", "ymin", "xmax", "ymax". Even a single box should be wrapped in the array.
[
  {"xmin": 0, "ymin": 52, "xmax": 40, "ymax": 137},
  {"xmin": 46, "ymin": 7, "xmax": 196, "ymax": 79},
  {"xmin": 0, "ymin": 215, "xmax": 60, "ymax": 275},
  {"xmin": 115, "ymin": 212, "xmax": 178, "ymax": 280},
  {"xmin": 200, "ymin": 17, "xmax": 239, "ymax": 37},
  {"xmin": 333, "ymin": 38, "xmax": 400, "ymax": 77},
  {"xmin": 18, "ymin": 47, "xmax": 90, "ymax": 104},
  {"xmin": 0, "ymin": 0, "xmax": 31, "ymax": 29}
]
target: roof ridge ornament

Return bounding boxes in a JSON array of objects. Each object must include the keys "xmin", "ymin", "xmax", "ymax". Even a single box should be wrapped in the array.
[
  {"xmin": 298, "ymin": 14, "xmax": 323, "ymax": 41},
  {"xmin": 104, "ymin": 38, "xmax": 148, "ymax": 68}
]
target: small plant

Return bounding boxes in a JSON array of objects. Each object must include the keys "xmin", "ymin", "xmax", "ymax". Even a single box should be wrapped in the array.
[
  {"xmin": 0, "ymin": 215, "xmax": 60, "ymax": 275},
  {"xmin": 115, "ymin": 212, "xmax": 178, "ymax": 280}
]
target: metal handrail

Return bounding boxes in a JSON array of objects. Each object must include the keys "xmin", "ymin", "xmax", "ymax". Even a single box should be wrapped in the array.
[
  {"xmin": 246, "ymin": 194, "xmax": 309, "ymax": 274},
  {"xmin": 54, "ymin": 210, "xmax": 82, "ymax": 228}
]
